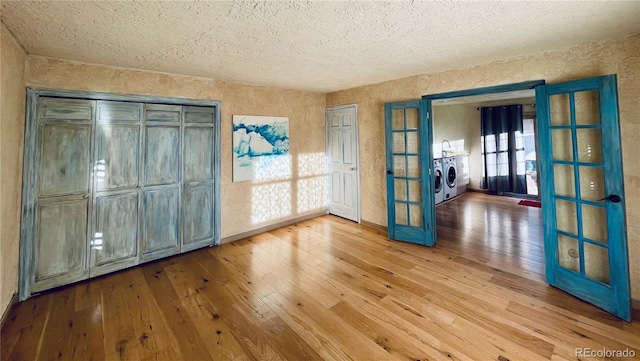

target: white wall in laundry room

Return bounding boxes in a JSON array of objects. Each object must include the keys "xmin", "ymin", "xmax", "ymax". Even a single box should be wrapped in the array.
[{"xmin": 432, "ymin": 104, "xmax": 481, "ymax": 190}]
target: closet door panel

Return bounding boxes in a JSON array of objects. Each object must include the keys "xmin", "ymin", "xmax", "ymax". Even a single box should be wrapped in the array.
[
  {"xmin": 90, "ymin": 101, "xmax": 142, "ymax": 276},
  {"xmin": 95, "ymin": 125, "xmax": 140, "ymax": 191},
  {"xmin": 39, "ymin": 124, "xmax": 91, "ymax": 197},
  {"xmin": 182, "ymin": 106, "xmax": 216, "ymax": 251},
  {"xmin": 31, "ymin": 98, "xmax": 95, "ymax": 294},
  {"xmin": 142, "ymin": 105, "xmax": 181, "ymax": 260},
  {"xmin": 145, "ymin": 104, "xmax": 181, "ymax": 123},
  {"xmin": 38, "ymin": 98, "xmax": 94, "ymax": 121},
  {"xmin": 97, "ymin": 101, "xmax": 141, "ymax": 122},
  {"xmin": 33, "ymin": 199, "xmax": 89, "ymax": 291},
  {"xmin": 182, "ymin": 185, "xmax": 213, "ymax": 249},
  {"xmin": 184, "ymin": 106, "xmax": 215, "ymax": 123},
  {"xmin": 141, "ymin": 188, "xmax": 180, "ymax": 260},
  {"xmin": 184, "ymin": 127, "xmax": 213, "ymax": 182},
  {"xmin": 144, "ymin": 126, "xmax": 180, "ymax": 186},
  {"xmin": 90, "ymin": 193, "xmax": 138, "ymax": 275}
]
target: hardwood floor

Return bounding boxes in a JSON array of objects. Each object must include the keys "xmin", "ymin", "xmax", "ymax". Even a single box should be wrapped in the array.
[{"xmin": 2, "ymin": 192, "xmax": 639, "ymax": 360}]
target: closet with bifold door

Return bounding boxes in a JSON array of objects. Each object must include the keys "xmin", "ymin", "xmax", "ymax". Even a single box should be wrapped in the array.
[{"xmin": 20, "ymin": 90, "xmax": 220, "ymax": 300}]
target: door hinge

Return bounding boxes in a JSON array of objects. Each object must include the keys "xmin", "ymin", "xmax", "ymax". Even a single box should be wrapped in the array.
[{"xmin": 426, "ymin": 111, "xmax": 430, "ymax": 119}]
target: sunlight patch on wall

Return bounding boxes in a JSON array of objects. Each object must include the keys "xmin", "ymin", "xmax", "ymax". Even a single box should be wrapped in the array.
[
  {"xmin": 297, "ymin": 152, "xmax": 328, "ymax": 213},
  {"xmin": 250, "ymin": 152, "xmax": 328, "ymax": 225},
  {"xmin": 298, "ymin": 152, "xmax": 326, "ymax": 177},
  {"xmin": 252, "ymin": 154, "xmax": 292, "ymax": 183},
  {"xmin": 251, "ymin": 181, "xmax": 292, "ymax": 224},
  {"xmin": 297, "ymin": 176, "xmax": 327, "ymax": 213}
]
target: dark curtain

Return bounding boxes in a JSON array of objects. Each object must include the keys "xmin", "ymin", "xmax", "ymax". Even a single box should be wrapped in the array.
[{"xmin": 480, "ymin": 105, "xmax": 527, "ymax": 194}]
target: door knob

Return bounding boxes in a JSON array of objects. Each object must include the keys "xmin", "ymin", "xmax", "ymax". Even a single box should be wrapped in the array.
[
  {"xmin": 599, "ymin": 194, "xmax": 622, "ymax": 203},
  {"xmin": 350, "ymin": 167, "xmax": 357, "ymax": 171},
  {"xmin": 386, "ymin": 170, "xmax": 393, "ymax": 175}
]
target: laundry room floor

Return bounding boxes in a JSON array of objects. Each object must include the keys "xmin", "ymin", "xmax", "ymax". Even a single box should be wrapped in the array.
[{"xmin": 434, "ymin": 192, "xmax": 545, "ymax": 283}]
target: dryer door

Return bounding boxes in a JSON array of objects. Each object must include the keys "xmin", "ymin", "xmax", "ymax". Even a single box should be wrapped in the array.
[
  {"xmin": 446, "ymin": 163, "xmax": 457, "ymax": 188},
  {"xmin": 434, "ymin": 167, "xmax": 443, "ymax": 193}
]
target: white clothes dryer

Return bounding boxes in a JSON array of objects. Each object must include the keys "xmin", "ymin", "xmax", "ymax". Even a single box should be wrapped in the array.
[
  {"xmin": 444, "ymin": 156, "xmax": 457, "ymax": 201},
  {"xmin": 434, "ymin": 159, "xmax": 444, "ymax": 204}
]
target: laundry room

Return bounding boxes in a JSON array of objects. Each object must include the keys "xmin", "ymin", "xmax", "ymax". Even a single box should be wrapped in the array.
[{"xmin": 432, "ymin": 91, "xmax": 539, "ymax": 207}]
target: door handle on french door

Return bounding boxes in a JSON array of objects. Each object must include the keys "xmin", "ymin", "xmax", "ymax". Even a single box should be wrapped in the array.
[
  {"xmin": 386, "ymin": 170, "xmax": 393, "ymax": 175},
  {"xmin": 599, "ymin": 194, "xmax": 622, "ymax": 203}
]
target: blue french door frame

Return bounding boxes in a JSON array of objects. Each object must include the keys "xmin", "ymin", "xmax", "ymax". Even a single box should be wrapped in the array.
[
  {"xmin": 384, "ymin": 100, "xmax": 435, "ymax": 246},
  {"xmin": 536, "ymin": 75, "xmax": 631, "ymax": 321},
  {"xmin": 411, "ymin": 77, "xmax": 630, "ymax": 321}
]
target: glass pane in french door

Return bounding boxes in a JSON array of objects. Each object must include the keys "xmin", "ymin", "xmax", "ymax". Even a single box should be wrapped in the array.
[
  {"xmin": 550, "ymin": 88, "xmax": 610, "ymax": 285},
  {"xmin": 392, "ymin": 108, "xmax": 422, "ymax": 228}
]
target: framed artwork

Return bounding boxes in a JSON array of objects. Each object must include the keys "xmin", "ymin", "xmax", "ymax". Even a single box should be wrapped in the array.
[{"xmin": 232, "ymin": 115, "xmax": 290, "ymax": 182}]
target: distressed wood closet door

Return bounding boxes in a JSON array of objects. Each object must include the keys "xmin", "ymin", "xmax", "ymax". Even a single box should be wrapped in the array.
[
  {"xmin": 140, "ymin": 104, "xmax": 182, "ymax": 261},
  {"xmin": 21, "ymin": 90, "xmax": 221, "ymax": 300},
  {"xmin": 90, "ymin": 101, "xmax": 142, "ymax": 276},
  {"xmin": 31, "ymin": 98, "xmax": 94, "ymax": 292},
  {"xmin": 181, "ymin": 106, "xmax": 216, "ymax": 251}
]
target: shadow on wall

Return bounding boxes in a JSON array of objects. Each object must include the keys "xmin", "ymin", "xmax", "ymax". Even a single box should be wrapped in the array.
[{"xmin": 250, "ymin": 152, "xmax": 327, "ymax": 225}]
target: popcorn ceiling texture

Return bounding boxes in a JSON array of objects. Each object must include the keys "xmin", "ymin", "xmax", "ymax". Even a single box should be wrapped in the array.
[
  {"xmin": 1, "ymin": 23, "xmax": 26, "ymax": 318},
  {"xmin": 326, "ymin": 34, "xmax": 640, "ymax": 300},
  {"xmin": 2, "ymin": 1, "xmax": 639, "ymax": 93}
]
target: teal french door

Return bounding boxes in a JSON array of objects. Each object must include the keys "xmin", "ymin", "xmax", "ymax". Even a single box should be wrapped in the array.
[
  {"xmin": 384, "ymin": 100, "xmax": 435, "ymax": 246},
  {"xmin": 536, "ymin": 75, "xmax": 631, "ymax": 321}
]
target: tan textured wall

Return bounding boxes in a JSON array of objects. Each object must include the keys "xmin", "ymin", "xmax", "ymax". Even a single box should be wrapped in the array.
[
  {"xmin": 24, "ymin": 56, "xmax": 327, "ymax": 238},
  {"xmin": 326, "ymin": 34, "xmax": 640, "ymax": 299},
  {"xmin": 1, "ymin": 23, "xmax": 27, "ymax": 316}
]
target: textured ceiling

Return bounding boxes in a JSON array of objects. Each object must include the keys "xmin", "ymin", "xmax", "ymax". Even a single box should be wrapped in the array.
[{"xmin": 2, "ymin": 1, "xmax": 639, "ymax": 93}]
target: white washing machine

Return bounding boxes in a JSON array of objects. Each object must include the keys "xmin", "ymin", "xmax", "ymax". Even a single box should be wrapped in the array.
[
  {"xmin": 434, "ymin": 159, "xmax": 444, "ymax": 204},
  {"xmin": 444, "ymin": 156, "xmax": 457, "ymax": 201}
]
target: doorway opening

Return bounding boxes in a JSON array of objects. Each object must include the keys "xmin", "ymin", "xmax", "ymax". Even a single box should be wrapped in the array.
[
  {"xmin": 400, "ymin": 76, "xmax": 631, "ymax": 320},
  {"xmin": 429, "ymin": 88, "xmax": 544, "ymax": 282},
  {"xmin": 432, "ymin": 90, "xmax": 539, "ymax": 203}
]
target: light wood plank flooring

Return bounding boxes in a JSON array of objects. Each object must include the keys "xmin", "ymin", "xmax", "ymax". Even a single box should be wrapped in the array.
[{"xmin": 2, "ymin": 192, "xmax": 639, "ymax": 360}]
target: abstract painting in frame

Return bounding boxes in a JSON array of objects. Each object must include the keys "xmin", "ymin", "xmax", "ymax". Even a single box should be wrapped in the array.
[{"xmin": 232, "ymin": 115, "xmax": 290, "ymax": 182}]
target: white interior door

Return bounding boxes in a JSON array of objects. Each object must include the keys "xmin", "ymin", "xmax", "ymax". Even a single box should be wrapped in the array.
[{"xmin": 326, "ymin": 105, "xmax": 360, "ymax": 222}]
